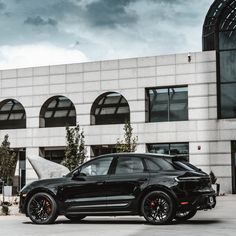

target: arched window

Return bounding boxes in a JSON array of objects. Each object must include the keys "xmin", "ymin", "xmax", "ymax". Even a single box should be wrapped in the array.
[
  {"xmin": 40, "ymin": 96, "xmax": 76, "ymax": 128},
  {"xmin": 203, "ymin": 0, "xmax": 236, "ymax": 51},
  {"xmin": 91, "ymin": 92, "xmax": 130, "ymax": 125},
  {"xmin": 0, "ymin": 99, "xmax": 26, "ymax": 129},
  {"xmin": 203, "ymin": 0, "xmax": 236, "ymax": 119}
]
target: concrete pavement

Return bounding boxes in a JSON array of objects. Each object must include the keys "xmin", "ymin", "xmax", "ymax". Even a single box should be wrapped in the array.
[{"xmin": 0, "ymin": 195, "xmax": 235, "ymax": 236}]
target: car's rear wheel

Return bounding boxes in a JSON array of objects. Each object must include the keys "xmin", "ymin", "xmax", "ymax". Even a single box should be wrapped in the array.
[
  {"xmin": 175, "ymin": 209, "xmax": 197, "ymax": 221},
  {"xmin": 65, "ymin": 215, "xmax": 86, "ymax": 222},
  {"xmin": 27, "ymin": 192, "xmax": 58, "ymax": 224},
  {"xmin": 141, "ymin": 191, "xmax": 175, "ymax": 225}
]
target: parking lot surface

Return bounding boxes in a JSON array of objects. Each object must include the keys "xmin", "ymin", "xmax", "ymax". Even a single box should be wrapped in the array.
[{"xmin": 0, "ymin": 195, "xmax": 235, "ymax": 236}]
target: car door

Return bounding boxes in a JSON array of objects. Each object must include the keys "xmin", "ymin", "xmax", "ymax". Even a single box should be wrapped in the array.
[
  {"xmin": 105, "ymin": 155, "xmax": 150, "ymax": 213},
  {"xmin": 59, "ymin": 156, "xmax": 114, "ymax": 214}
]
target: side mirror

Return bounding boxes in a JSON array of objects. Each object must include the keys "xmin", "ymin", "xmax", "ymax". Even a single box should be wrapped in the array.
[
  {"xmin": 72, "ymin": 170, "xmax": 80, "ymax": 179},
  {"xmin": 72, "ymin": 170, "xmax": 86, "ymax": 180}
]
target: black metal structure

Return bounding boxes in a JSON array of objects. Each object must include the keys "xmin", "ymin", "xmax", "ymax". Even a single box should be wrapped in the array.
[
  {"xmin": 39, "ymin": 96, "xmax": 76, "ymax": 128},
  {"xmin": 91, "ymin": 92, "xmax": 130, "ymax": 125},
  {"xmin": 0, "ymin": 99, "xmax": 26, "ymax": 129},
  {"xmin": 203, "ymin": 0, "xmax": 236, "ymax": 51},
  {"xmin": 203, "ymin": 0, "xmax": 236, "ymax": 119}
]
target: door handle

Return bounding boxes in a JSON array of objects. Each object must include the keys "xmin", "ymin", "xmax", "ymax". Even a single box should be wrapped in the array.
[
  {"xmin": 138, "ymin": 178, "xmax": 148, "ymax": 182},
  {"xmin": 96, "ymin": 181, "xmax": 106, "ymax": 186}
]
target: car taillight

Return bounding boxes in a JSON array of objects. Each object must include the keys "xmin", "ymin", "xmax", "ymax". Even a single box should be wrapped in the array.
[{"xmin": 175, "ymin": 176, "xmax": 209, "ymax": 182}]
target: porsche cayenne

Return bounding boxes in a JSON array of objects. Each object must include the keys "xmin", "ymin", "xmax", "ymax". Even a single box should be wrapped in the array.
[{"xmin": 19, "ymin": 153, "xmax": 216, "ymax": 225}]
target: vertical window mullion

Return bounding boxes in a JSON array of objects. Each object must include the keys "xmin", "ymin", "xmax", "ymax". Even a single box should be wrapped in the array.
[{"xmin": 168, "ymin": 88, "xmax": 170, "ymax": 121}]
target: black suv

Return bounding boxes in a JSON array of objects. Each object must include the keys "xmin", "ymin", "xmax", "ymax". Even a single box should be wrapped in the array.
[{"xmin": 19, "ymin": 153, "xmax": 216, "ymax": 225}]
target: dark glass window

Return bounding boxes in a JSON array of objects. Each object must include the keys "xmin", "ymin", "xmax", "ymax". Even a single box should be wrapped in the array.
[
  {"xmin": 219, "ymin": 43, "xmax": 236, "ymax": 118},
  {"xmin": 0, "ymin": 99, "xmax": 26, "ymax": 129},
  {"xmin": 115, "ymin": 157, "xmax": 145, "ymax": 174},
  {"xmin": 91, "ymin": 145, "xmax": 117, "ymax": 157},
  {"xmin": 80, "ymin": 157, "xmax": 113, "ymax": 176},
  {"xmin": 147, "ymin": 87, "xmax": 188, "ymax": 122},
  {"xmin": 91, "ymin": 92, "xmax": 130, "ymax": 125},
  {"xmin": 40, "ymin": 96, "xmax": 76, "ymax": 128},
  {"xmin": 220, "ymin": 51, "xmax": 236, "ymax": 83},
  {"xmin": 40, "ymin": 147, "xmax": 65, "ymax": 164},
  {"xmin": 203, "ymin": 0, "xmax": 236, "ymax": 119},
  {"xmin": 147, "ymin": 143, "xmax": 189, "ymax": 161},
  {"xmin": 145, "ymin": 158, "xmax": 177, "ymax": 171},
  {"xmin": 220, "ymin": 83, "xmax": 236, "ymax": 118},
  {"xmin": 219, "ymin": 30, "xmax": 236, "ymax": 50}
]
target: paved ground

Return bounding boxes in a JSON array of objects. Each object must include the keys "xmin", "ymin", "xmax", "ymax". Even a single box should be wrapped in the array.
[{"xmin": 0, "ymin": 195, "xmax": 236, "ymax": 236}]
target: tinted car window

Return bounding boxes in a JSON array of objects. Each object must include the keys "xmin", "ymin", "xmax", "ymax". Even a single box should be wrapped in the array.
[
  {"xmin": 173, "ymin": 161, "xmax": 200, "ymax": 171},
  {"xmin": 80, "ymin": 157, "xmax": 113, "ymax": 176},
  {"xmin": 115, "ymin": 157, "xmax": 145, "ymax": 174},
  {"xmin": 146, "ymin": 157, "xmax": 177, "ymax": 171}
]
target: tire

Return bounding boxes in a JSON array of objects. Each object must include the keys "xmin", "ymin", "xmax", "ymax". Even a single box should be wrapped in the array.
[
  {"xmin": 27, "ymin": 192, "xmax": 58, "ymax": 224},
  {"xmin": 65, "ymin": 215, "xmax": 86, "ymax": 222},
  {"xmin": 175, "ymin": 209, "xmax": 197, "ymax": 221},
  {"xmin": 141, "ymin": 191, "xmax": 175, "ymax": 225}
]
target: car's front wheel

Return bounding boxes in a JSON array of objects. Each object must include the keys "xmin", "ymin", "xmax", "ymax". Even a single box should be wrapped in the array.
[
  {"xmin": 27, "ymin": 192, "xmax": 58, "ymax": 224},
  {"xmin": 141, "ymin": 191, "xmax": 175, "ymax": 225},
  {"xmin": 175, "ymin": 209, "xmax": 197, "ymax": 221}
]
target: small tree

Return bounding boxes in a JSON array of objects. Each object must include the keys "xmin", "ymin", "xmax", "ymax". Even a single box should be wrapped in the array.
[
  {"xmin": 62, "ymin": 125, "xmax": 86, "ymax": 171},
  {"xmin": 209, "ymin": 171, "xmax": 217, "ymax": 184},
  {"xmin": 116, "ymin": 121, "xmax": 138, "ymax": 153},
  {"xmin": 0, "ymin": 135, "xmax": 17, "ymax": 186}
]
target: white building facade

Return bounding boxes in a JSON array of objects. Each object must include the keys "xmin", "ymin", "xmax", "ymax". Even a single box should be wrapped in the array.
[{"xmin": 0, "ymin": 0, "xmax": 236, "ymax": 193}]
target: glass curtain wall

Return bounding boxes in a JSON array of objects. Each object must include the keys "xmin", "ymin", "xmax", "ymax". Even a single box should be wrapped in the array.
[
  {"xmin": 218, "ymin": 2, "xmax": 236, "ymax": 118},
  {"xmin": 202, "ymin": 0, "xmax": 236, "ymax": 118}
]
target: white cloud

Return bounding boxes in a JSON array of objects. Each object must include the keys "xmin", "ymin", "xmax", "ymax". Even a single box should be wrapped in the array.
[{"xmin": 0, "ymin": 43, "xmax": 89, "ymax": 69}]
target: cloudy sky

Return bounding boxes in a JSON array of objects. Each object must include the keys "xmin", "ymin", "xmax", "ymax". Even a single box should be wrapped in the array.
[{"xmin": 0, "ymin": 0, "xmax": 213, "ymax": 69}]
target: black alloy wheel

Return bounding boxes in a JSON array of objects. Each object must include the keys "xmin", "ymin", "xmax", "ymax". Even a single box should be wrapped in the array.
[
  {"xmin": 175, "ymin": 209, "xmax": 197, "ymax": 221},
  {"xmin": 65, "ymin": 215, "xmax": 86, "ymax": 222},
  {"xmin": 141, "ymin": 191, "xmax": 175, "ymax": 225},
  {"xmin": 27, "ymin": 192, "xmax": 58, "ymax": 224}
]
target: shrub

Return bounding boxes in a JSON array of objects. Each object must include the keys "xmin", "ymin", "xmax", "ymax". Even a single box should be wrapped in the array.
[
  {"xmin": 209, "ymin": 171, "xmax": 217, "ymax": 184},
  {"xmin": 1, "ymin": 204, "xmax": 9, "ymax": 215}
]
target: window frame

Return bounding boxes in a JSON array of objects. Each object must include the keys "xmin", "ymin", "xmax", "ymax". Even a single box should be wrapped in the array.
[
  {"xmin": 77, "ymin": 156, "xmax": 115, "ymax": 177},
  {"xmin": 0, "ymin": 99, "xmax": 26, "ymax": 130},
  {"xmin": 39, "ymin": 96, "xmax": 76, "ymax": 128},
  {"xmin": 146, "ymin": 86, "xmax": 188, "ymax": 123},
  {"xmin": 145, "ymin": 157, "xmax": 179, "ymax": 172},
  {"xmin": 147, "ymin": 142, "xmax": 189, "ymax": 161},
  {"xmin": 90, "ymin": 92, "xmax": 130, "ymax": 125},
  {"xmin": 112, "ymin": 155, "xmax": 148, "ymax": 175}
]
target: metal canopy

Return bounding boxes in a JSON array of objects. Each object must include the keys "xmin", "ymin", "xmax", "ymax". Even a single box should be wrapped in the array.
[{"xmin": 203, "ymin": 0, "xmax": 236, "ymax": 51}]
